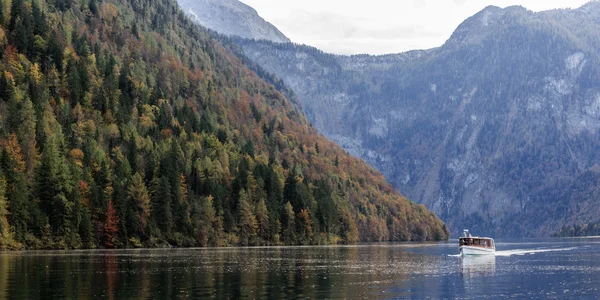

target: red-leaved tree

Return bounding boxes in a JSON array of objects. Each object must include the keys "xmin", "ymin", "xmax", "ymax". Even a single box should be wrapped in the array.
[{"xmin": 104, "ymin": 200, "xmax": 119, "ymax": 248}]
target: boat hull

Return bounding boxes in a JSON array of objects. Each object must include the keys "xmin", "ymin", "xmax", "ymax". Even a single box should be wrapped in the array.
[{"xmin": 460, "ymin": 246, "xmax": 495, "ymax": 256}]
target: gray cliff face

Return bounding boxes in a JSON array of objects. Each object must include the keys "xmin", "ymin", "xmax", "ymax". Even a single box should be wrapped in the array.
[
  {"xmin": 237, "ymin": 3, "xmax": 600, "ymax": 237},
  {"xmin": 177, "ymin": 0, "xmax": 290, "ymax": 43}
]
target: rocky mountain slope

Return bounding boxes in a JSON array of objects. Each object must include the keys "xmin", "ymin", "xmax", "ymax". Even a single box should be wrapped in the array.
[
  {"xmin": 177, "ymin": 0, "xmax": 290, "ymax": 43},
  {"xmin": 208, "ymin": 3, "xmax": 600, "ymax": 237}
]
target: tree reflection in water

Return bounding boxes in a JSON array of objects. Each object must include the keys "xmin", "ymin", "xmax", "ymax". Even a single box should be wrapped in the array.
[{"xmin": 0, "ymin": 245, "xmax": 448, "ymax": 299}]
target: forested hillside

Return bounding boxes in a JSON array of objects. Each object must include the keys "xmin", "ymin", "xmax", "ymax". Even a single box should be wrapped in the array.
[
  {"xmin": 0, "ymin": 0, "xmax": 447, "ymax": 249},
  {"xmin": 552, "ymin": 221, "xmax": 600, "ymax": 237}
]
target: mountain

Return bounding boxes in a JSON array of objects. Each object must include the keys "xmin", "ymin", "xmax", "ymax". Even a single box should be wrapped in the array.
[
  {"xmin": 0, "ymin": 0, "xmax": 447, "ymax": 249},
  {"xmin": 200, "ymin": 3, "xmax": 600, "ymax": 237},
  {"xmin": 177, "ymin": 0, "xmax": 290, "ymax": 43}
]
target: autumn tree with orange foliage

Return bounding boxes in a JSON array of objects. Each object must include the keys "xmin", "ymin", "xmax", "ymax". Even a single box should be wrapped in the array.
[{"xmin": 104, "ymin": 200, "xmax": 119, "ymax": 248}]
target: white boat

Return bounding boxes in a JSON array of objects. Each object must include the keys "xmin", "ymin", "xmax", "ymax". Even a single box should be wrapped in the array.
[{"xmin": 459, "ymin": 229, "xmax": 495, "ymax": 256}]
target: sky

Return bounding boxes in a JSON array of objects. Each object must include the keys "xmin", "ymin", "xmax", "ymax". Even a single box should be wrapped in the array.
[{"xmin": 239, "ymin": 0, "xmax": 591, "ymax": 55}]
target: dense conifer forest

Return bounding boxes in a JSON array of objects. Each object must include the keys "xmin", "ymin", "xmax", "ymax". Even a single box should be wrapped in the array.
[
  {"xmin": 0, "ymin": 0, "xmax": 448, "ymax": 249},
  {"xmin": 552, "ymin": 222, "xmax": 600, "ymax": 237}
]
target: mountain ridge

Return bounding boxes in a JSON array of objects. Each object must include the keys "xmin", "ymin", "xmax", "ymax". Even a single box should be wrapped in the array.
[{"xmin": 178, "ymin": 0, "xmax": 290, "ymax": 43}]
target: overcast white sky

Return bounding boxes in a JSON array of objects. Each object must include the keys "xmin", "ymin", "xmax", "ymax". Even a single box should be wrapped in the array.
[{"xmin": 239, "ymin": 0, "xmax": 591, "ymax": 55}]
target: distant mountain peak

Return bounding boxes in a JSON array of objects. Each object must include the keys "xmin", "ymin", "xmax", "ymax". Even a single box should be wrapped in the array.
[
  {"xmin": 479, "ymin": 5, "xmax": 503, "ymax": 24},
  {"xmin": 579, "ymin": 0, "xmax": 600, "ymax": 13},
  {"xmin": 445, "ymin": 5, "xmax": 528, "ymax": 47},
  {"xmin": 177, "ymin": 0, "xmax": 290, "ymax": 43}
]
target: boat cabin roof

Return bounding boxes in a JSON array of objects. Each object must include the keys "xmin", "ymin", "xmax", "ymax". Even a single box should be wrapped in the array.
[{"xmin": 459, "ymin": 236, "xmax": 494, "ymax": 241}]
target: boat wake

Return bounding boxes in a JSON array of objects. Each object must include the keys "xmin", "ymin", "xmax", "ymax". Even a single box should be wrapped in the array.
[
  {"xmin": 448, "ymin": 247, "xmax": 578, "ymax": 257},
  {"xmin": 494, "ymin": 247, "xmax": 577, "ymax": 257}
]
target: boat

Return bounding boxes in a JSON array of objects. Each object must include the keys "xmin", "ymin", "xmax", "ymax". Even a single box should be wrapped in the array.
[{"xmin": 459, "ymin": 229, "xmax": 495, "ymax": 255}]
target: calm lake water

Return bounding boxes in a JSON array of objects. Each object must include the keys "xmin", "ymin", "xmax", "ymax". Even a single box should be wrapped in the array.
[{"xmin": 1, "ymin": 238, "xmax": 599, "ymax": 299}]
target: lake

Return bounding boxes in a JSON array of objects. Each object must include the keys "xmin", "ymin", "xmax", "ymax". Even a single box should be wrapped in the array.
[{"xmin": 1, "ymin": 238, "xmax": 599, "ymax": 299}]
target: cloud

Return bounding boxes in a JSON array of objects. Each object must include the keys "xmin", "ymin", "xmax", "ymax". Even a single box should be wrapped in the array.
[
  {"xmin": 270, "ymin": 8, "xmax": 446, "ymax": 54},
  {"xmin": 240, "ymin": 0, "xmax": 591, "ymax": 55}
]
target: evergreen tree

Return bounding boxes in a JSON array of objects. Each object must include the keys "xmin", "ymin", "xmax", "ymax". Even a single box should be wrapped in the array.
[
  {"xmin": 32, "ymin": 1, "xmax": 48, "ymax": 36},
  {"xmin": 315, "ymin": 180, "xmax": 335, "ymax": 234},
  {"xmin": 90, "ymin": 158, "xmax": 111, "ymax": 243},
  {"xmin": 128, "ymin": 136, "xmax": 138, "ymax": 174},
  {"xmin": 16, "ymin": 97, "xmax": 37, "ymax": 177},
  {"xmin": 154, "ymin": 176, "xmax": 173, "ymax": 236},
  {"xmin": 255, "ymin": 198, "xmax": 269, "ymax": 243},
  {"xmin": 282, "ymin": 201, "xmax": 295, "ymax": 244},
  {"xmin": 237, "ymin": 189, "xmax": 256, "ymax": 246},
  {"xmin": 89, "ymin": 0, "xmax": 98, "ymax": 16},
  {"xmin": 78, "ymin": 205, "xmax": 94, "ymax": 248},
  {"xmin": 195, "ymin": 195, "xmax": 216, "ymax": 246},
  {"xmin": 265, "ymin": 164, "xmax": 282, "ymax": 225},
  {"xmin": 128, "ymin": 172, "xmax": 150, "ymax": 237},
  {"xmin": 112, "ymin": 156, "xmax": 131, "ymax": 242},
  {"xmin": 0, "ymin": 170, "xmax": 16, "ymax": 248},
  {"xmin": 173, "ymin": 174, "xmax": 191, "ymax": 234},
  {"xmin": 37, "ymin": 134, "xmax": 73, "ymax": 237},
  {"xmin": 284, "ymin": 171, "xmax": 306, "ymax": 213},
  {"xmin": 10, "ymin": 3, "xmax": 34, "ymax": 55},
  {"xmin": 0, "ymin": 71, "xmax": 14, "ymax": 102},
  {"xmin": 0, "ymin": 0, "xmax": 4, "ymax": 27},
  {"xmin": 296, "ymin": 209, "xmax": 313, "ymax": 245},
  {"xmin": 0, "ymin": 135, "xmax": 29, "ymax": 242}
]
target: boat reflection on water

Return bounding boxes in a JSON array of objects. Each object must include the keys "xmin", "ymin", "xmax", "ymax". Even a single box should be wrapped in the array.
[{"xmin": 459, "ymin": 254, "xmax": 496, "ymax": 278}]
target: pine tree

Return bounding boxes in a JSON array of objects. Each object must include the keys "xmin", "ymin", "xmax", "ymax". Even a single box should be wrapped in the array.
[
  {"xmin": 173, "ymin": 174, "xmax": 191, "ymax": 234},
  {"xmin": 89, "ymin": 0, "xmax": 98, "ymax": 16},
  {"xmin": 296, "ymin": 209, "xmax": 313, "ymax": 245},
  {"xmin": 195, "ymin": 195, "xmax": 215, "ymax": 247},
  {"xmin": 112, "ymin": 156, "xmax": 131, "ymax": 242},
  {"xmin": 211, "ymin": 212, "xmax": 225, "ymax": 247},
  {"xmin": 154, "ymin": 176, "xmax": 172, "ymax": 236},
  {"xmin": 16, "ymin": 97, "xmax": 37, "ymax": 177},
  {"xmin": 255, "ymin": 198, "xmax": 269, "ymax": 243},
  {"xmin": 66, "ymin": 57, "xmax": 83, "ymax": 106},
  {"xmin": 265, "ymin": 164, "xmax": 282, "ymax": 225},
  {"xmin": 282, "ymin": 201, "xmax": 295, "ymax": 244},
  {"xmin": 37, "ymin": 134, "xmax": 73, "ymax": 238},
  {"xmin": 0, "ymin": 71, "xmax": 14, "ymax": 102},
  {"xmin": 0, "ymin": 170, "xmax": 16, "ymax": 249},
  {"xmin": 10, "ymin": 6, "xmax": 34, "ymax": 55},
  {"xmin": 284, "ymin": 171, "xmax": 306, "ymax": 213},
  {"xmin": 32, "ymin": 1, "xmax": 48, "ymax": 36},
  {"xmin": 0, "ymin": 0, "xmax": 4, "ymax": 27},
  {"xmin": 128, "ymin": 136, "xmax": 138, "ymax": 174},
  {"xmin": 315, "ymin": 180, "xmax": 335, "ymax": 234},
  {"xmin": 0, "ymin": 135, "xmax": 29, "ymax": 242},
  {"xmin": 91, "ymin": 158, "xmax": 112, "ymax": 243},
  {"xmin": 128, "ymin": 172, "xmax": 150, "ymax": 236},
  {"xmin": 238, "ymin": 190, "xmax": 256, "ymax": 246}
]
